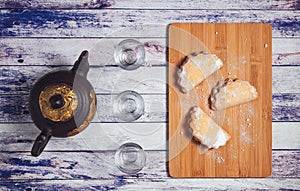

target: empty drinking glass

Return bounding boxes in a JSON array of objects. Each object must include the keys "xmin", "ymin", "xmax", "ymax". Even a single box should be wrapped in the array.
[
  {"xmin": 114, "ymin": 39, "xmax": 145, "ymax": 70},
  {"xmin": 113, "ymin": 90, "xmax": 145, "ymax": 122},
  {"xmin": 114, "ymin": 142, "xmax": 146, "ymax": 174}
]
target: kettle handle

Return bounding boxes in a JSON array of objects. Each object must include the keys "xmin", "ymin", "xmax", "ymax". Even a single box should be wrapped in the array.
[
  {"xmin": 71, "ymin": 50, "xmax": 89, "ymax": 78},
  {"xmin": 31, "ymin": 129, "xmax": 52, "ymax": 157}
]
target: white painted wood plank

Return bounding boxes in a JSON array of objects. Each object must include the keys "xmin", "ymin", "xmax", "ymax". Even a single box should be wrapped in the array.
[
  {"xmin": 0, "ymin": 123, "xmax": 166, "ymax": 151},
  {"xmin": 1, "ymin": 66, "xmax": 299, "ymax": 94},
  {"xmin": 90, "ymin": 67, "xmax": 166, "ymax": 94},
  {"xmin": 0, "ymin": 10, "xmax": 299, "ymax": 37},
  {"xmin": 273, "ymin": 38, "xmax": 300, "ymax": 66},
  {"xmin": 0, "ymin": 178, "xmax": 299, "ymax": 190},
  {"xmin": 96, "ymin": 94, "xmax": 166, "ymax": 122},
  {"xmin": 0, "ymin": 38, "xmax": 165, "ymax": 66},
  {"xmin": 112, "ymin": 0, "xmax": 300, "ymax": 10},
  {"xmin": 0, "ymin": 0, "xmax": 298, "ymax": 10},
  {"xmin": 0, "ymin": 122, "xmax": 299, "ymax": 151},
  {"xmin": 272, "ymin": 66, "xmax": 300, "ymax": 94},
  {"xmin": 0, "ymin": 151, "xmax": 298, "ymax": 179},
  {"xmin": 272, "ymin": 122, "xmax": 300, "ymax": 149},
  {"xmin": 1, "ymin": 38, "xmax": 299, "ymax": 66}
]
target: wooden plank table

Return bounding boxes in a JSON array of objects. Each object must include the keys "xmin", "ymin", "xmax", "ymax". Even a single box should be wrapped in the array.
[{"xmin": 0, "ymin": 0, "xmax": 299, "ymax": 190}]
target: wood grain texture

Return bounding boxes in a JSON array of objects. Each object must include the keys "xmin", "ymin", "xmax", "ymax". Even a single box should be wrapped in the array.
[
  {"xmin": 272, "ymin": 94, "xmax": 300, "ymax": 121},
  {"xmin": 0, "ymin": 123, "xmax": 167, "ymax": 151},
  {"xmin": 0, "ymin": 10, "xmax": 299, "ymax": 37},
  {"xmin": 0, "ymin": 0, "xmax": 299, "ymax": 189},
  {"xmin": 0, "ymin": 38, "xmax": 165, "ymax": 66},
  {"xmin": 272, "ymin": 67, "xmax": 300, "ymax": 93},
  {"xmin": 272, "ymin": 122, "xmax": 300, "ymax": 149},
  {"xmin": 0, "ymin": 66, "xmax": 166, "ymax": 94},
  {"xmin": 0, "ymin": 94, "xmax": 299, "ymax": 122},
  {"xmin": 273, "ymin": 38, "xmax": 300, "ymax": 66},
  {"xmin": 169, "ymin": 23, "xmax": 272, "ymax": 177},
  {"xmin": 0, "ymin": 94, "xmax": 166, "ymax": 123},
  {"xmin": 0, "ymin": 151, "xmax": 298, "ymax": 180},
  {"xmin": 0, "ymin": 66, "xmax": 299, "ymax": 95},
  {"xmin": 1, "ymin": 178, "xmax": 299, "ymax": 190},
  {"xmin": 0, "ymin": 122, "xmax": 298, "ymax": 152},
  {"xmin": 1, "ymin": 0, "xmax": 299, "ymax": 10},
  {"xmin": 0, "ymin": 38, "xmax": 299, "ymax": 66}
]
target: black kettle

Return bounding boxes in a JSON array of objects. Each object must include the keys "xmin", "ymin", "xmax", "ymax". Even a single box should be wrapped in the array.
[{"xmin": 29, "ymin": 51, "xmax": 97, "ymax": 156}]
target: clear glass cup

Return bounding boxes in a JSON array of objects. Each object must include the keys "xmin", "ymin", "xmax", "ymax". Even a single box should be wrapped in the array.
[
  {"xmin": 114, "ymin": 39, "xmax": 145, "ymax": 70},
  {"xmin": 113, "ymin": 90, "xmax": 145, "ymax": 122},
  {"xmin": 114, "ymin": 142, "xmax": 146, "ymax": 174}
]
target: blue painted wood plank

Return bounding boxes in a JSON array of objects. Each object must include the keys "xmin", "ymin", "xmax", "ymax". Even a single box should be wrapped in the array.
[
  {"xmin": 0, "ymin": 95, "xmax": 29, "ymax": 122},
  {"xmin": 0, "ymin": 178, "xmax": 299, "ymax": 190},
  {"xmin": 0, "ymin": 0, "xmax": 299, "ymax": 10},
  {"xmin": 0, "ymin": 10, "xmax": 299, "ymax": 37},
  {"xmin": 0, "ymin": 66, "xmax": 299, "ymax": 95},
  {"xmin": 272, "ymin": 94, "xmax": 300, "ymax": 121},
  {"xmin": 0, "ymin": 151, "xmax": 298, "ymax": 180},
  {"xmin": 0, "ymin": 94, "xmax": 298, "ymax": 122},
  {"xmin": 0, "ymin": 94, "xmax": 166, "ymax": 122}
]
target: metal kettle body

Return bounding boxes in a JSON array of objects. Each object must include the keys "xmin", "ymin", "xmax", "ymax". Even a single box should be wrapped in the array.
[{"xmin": 29, "ymin": 51, "xmax": 96, "ymax": 156}]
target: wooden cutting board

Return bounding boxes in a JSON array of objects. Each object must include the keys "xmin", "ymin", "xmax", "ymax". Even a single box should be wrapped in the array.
[{"xmin": 168, "ymin": 23, "xmax": 272, "ymax": 177}]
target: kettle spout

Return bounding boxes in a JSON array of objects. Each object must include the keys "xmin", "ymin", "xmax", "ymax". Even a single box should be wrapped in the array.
[{"xmin": 71, "ymin": 50, "xmax": 89, "ymax": 78}]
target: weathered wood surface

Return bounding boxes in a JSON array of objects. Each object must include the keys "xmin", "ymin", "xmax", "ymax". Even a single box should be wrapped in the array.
[
  {"xmin": 273, "ymin": 38, "xmax": 300, "ymax": 66},
  {"xmin": 272, "ymin": 94, "xmax": 300, "ymax": 121},
  {"xmin": 0, "ymin": 0, "xmax": 299, "ymax": 189},
  {"xmin": 0, "ymin": 178, "xmax": 299, "ymax": 191},
  {"xmin": 0, "ymin": 93, "xmax": 299, "ymax": 122},
  {"xmin": 0, "ymin": 66, "xmax": 299, "ymax": 94},
  {"xmin": 1, "ymin": 38, "xmax": 299, "ymax": 66},
  {"xmin": 0, "ymin": 151, "xmax": 299, "ymax": 180},
  {"xmin": 0, "ymin": 38, "xmax": 165, "ymax": 66},
  {"xmin": 0, "ymin": 122, "xmax": 299, "ymax": 151},
  {"xmin": 0, "ymin": 10, "xmax": 299, "ymax": 37},
  {"xmin": 272, "ymin": 122, "xmax": 300, "ymax": 149},
  {"xmin": 0, "ymin": 94, "xmax": 166, "ymax": 122},
  {"xmin": 0, "ymin": 66, "xmax": 166, "ymax": 94},
  {"xmin": 1, "ymin": 0, "xmax": 299, "ymax": 10},
  {"xmin": 0, "ymin": 123, "xmax": 167, "ymax": 151}
]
